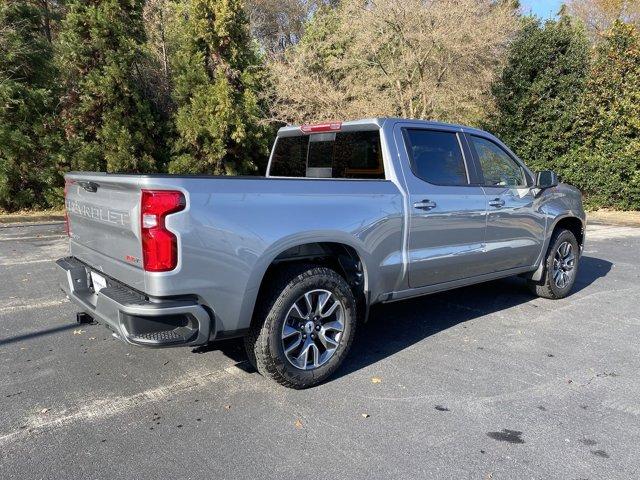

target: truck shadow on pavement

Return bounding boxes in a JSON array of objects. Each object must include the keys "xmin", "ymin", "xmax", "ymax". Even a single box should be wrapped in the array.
[
  {"xmin": 333, "ymin": 255, "xmax": 612, "ymax": 379},
  {"xmin": 0, "ymin": 323, "xmax": 79, "ymax": 347},
  {"xmin": 206, "ymin": 255, "xmax": 612, "ymax": 379}
]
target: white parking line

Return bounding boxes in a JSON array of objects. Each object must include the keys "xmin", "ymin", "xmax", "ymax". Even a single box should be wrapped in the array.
[
  {"xmin": 0, "ymin": 235, "xmax": 66, "ymax": 242},
  {"xmin": 587, "ymin": 224, "xmax": 640, "ymax": 240},
  {"xmin": 0, "ymin": 259, "xmax": 55, "ymax": 267},
  {"xmin": 0, "ymin": 299, "xmax": 68, "ymax": 315},
  {"xmin": 0, "ymin": 366, "xmax": 243, "ymax": 447},
  {"xmin": 0, "ymin": 221, "xmax": 64, "ymax": 229}
]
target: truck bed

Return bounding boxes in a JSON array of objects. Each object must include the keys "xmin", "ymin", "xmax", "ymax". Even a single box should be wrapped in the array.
[{"xmin": 63, "ymin": 171, "xmax": 404, "ymax": 337}]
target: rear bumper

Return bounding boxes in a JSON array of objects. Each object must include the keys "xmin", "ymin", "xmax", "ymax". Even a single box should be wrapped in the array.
[{"xmin": 56, "ymin": 257, "xmax": 214, "ymax": 347}]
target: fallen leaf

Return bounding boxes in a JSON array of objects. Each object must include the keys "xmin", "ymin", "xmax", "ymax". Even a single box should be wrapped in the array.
[
  {"xmin": 294, "ymin": 419, "xmax": 303, "ymax": 429},
  {"xmin": 361, "ymin": 413, "xmax": 370, "ymax": 418},
  {"xmin": 371, "ymin": 377, "xmax": 382, "ymax": 384},
  {"xmin": 40, "ymin": 408, "xmax": 49, "ymax": 414}
]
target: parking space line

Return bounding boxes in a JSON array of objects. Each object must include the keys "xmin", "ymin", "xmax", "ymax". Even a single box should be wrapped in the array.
[
  {"xmin": 0, "ymin": 235, "xmax": 66, "ymax": 242},
  {"xmin": 0, "ymin": 259, "xmax": 55, "ymax": 267},
  {"xmin": 0, "ymin": 221, "xmax": 64, "ymax": 229},
  {"xmin": 587, "ymin": 225, "xmax": 640, "ymax": 240},
  {"xmin": 0, "ymin": 299, "xmax": 68, "ymax": 315},
  {"xmin": 0, "ymin": 367, "xmax": 237, "ymax": 447}
]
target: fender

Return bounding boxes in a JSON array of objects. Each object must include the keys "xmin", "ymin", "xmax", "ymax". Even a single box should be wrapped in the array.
[
  {"xmin": 527, "ymin": 213, "xmax": 586, "ymax": 282},
  {"xmin": 235, "ymin": 231, "xmax": 373, "ymax": 331}
]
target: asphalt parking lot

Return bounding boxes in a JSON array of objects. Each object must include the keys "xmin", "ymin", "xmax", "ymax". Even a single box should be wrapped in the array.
[{"xmin": 1, "ymin": 221, "xmax": 639, "ymax": 479}]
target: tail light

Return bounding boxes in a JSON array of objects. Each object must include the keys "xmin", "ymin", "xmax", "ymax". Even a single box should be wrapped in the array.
[
  {"xmin": 63, "ymin": 180, "xmax": 71, "ymax": 237},
  {"xmin": 141, "ymin": 190, "xmax": 186, "ymax": 272}
]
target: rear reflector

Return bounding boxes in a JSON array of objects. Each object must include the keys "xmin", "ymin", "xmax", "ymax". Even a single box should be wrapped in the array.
[
  {"xmin": 300, "ymin": 122, "xmax": 342, "ymax": 134},
  {"xmin": 140, "ymin": 190, "xmax": 185, "ymax": 272}
]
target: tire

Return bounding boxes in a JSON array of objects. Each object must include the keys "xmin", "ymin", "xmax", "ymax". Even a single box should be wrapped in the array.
[
  {"xmin": 244, "ymin": 264, "xmax": 357, "ymax": 389},
  {"xmin": 528, "ymin": 228, "xmax": 580, "ymax": 299}
]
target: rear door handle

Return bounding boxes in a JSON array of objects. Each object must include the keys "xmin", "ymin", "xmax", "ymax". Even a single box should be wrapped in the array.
[
  {"xmin": 413, "ymin": 200, "xmax": 437, "ymax": 211},
  {"xmin": 489, "ymin": 198, "xmax": 505, "ymax": 208}
]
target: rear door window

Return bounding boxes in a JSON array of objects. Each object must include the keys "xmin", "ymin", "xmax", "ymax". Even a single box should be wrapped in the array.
[
  {"xmin": 269, "ymin": 130, "xmax": 385, "ymax": 179},
  {"xmin": 403, "ymin": 129, "xmax": 469, "ymax": 186}
]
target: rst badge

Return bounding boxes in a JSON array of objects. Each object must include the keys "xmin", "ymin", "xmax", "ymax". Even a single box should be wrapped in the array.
[{"xmin": 125, "ymin": 255, "xmax": 140, "ymax": 265}]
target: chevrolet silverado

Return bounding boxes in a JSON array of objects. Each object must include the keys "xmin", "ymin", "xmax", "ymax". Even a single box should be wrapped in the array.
[{"xmin": 57, "ymin": 118, "xmax": 585, "ymax": 388}]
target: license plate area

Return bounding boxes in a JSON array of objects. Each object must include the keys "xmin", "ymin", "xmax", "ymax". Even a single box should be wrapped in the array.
[{"xmin": 89, "ymin": 270, "xmax": 108, "ymax": 293}]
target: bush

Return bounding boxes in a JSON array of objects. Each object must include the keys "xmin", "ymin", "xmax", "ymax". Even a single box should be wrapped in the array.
[
  {"xmin": 559, "ymin": 22, "xmax": 640, "ymax": 210},
  {"xmin": 487, "ymin": 15, "xmax": 590, "ymax": 174},
  {"xmin": 0, "ymin": 1, "xmax": 59, "ymax": 212}
]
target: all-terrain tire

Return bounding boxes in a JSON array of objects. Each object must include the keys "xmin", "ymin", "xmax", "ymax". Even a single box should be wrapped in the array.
[
  {"xmin": 528, "ymin": 228, "xmax": 580, "ymax": 299},
  {"xmin": 244, "ymin": 264, "xmax": 357, "ymax": 389}
]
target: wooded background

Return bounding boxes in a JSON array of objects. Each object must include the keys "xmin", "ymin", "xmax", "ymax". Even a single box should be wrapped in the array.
[{"xmin": 1, "ymin": 0, "xmax": 639, "ymax": 211}]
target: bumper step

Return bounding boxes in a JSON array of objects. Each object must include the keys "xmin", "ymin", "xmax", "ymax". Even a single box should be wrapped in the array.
[
  {"xmin": 128, "ymin": 326, "xmax": 197, "ymax": 345},
  {"xmin": 57, "ymin": 256, "xmax": 214, "ymax": 347}
]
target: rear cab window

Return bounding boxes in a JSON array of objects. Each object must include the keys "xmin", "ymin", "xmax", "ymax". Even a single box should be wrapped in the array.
[{"xmin": 268, "ymin": 130, "xmax": 385, "ymax": 179}]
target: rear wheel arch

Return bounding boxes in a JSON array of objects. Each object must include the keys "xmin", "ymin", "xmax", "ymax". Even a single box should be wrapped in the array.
[{"xmin": 250, "ymin": 241, "xmax": 369, "ymax": 327}]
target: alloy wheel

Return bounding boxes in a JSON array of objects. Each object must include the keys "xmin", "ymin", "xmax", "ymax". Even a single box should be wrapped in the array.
[
  {"xmin": 552, "ymin": 241, "xmax": 576, "ymax": 289},
  {"xmin": 281, "ymin": 289, "xmax": 345, "ymax": 370}
]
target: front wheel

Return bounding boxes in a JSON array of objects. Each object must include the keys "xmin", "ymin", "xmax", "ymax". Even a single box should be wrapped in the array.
[
  {"xmin": 528, "ymin": 228, "xmax": 580, "ymax": 299},
  {"xmin": 245, "ymin": 265, "xmax": 357, "ymax": 389}
]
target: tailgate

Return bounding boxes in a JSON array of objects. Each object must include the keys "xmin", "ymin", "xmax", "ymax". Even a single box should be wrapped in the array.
[{"xmin": 65, "ymin": 173, "xmax": 144, "ymax": 288}]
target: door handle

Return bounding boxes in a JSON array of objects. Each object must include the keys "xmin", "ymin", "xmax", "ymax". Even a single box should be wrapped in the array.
[
  {"xmin": 489, "ymin": 198, "xmax": 505, "ymax": 208},
  {"xmin": 413, "ymin": 199, "xmax": 437, "ymax": 211}
]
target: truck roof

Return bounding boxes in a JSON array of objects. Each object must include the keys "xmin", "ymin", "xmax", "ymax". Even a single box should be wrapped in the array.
[{"xmin": 276, "ymin": 118, "xmax": 487, "ymax": 137}]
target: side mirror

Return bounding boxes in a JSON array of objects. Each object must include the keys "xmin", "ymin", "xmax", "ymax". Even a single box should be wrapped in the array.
[{"xmin": 535, "ymin": 170, "xmax": 558, "ymax": 190}]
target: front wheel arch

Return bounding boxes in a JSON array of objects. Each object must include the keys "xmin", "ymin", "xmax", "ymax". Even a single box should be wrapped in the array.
[
  {"xmin": 528, "ymin": 215, "xmax": 585, "ymax": 282},
  {"xmin": 528, "ymin": 228, "xmax": 580, "ymax": 299}
]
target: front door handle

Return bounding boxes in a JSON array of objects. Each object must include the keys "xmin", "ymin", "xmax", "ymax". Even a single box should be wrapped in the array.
[
  {"xmin": 413, "ymin": 199, "xmax": 437, "ymax": 211},
  {"xmin": 489, "ymin": 198, "xmax": 505, "ymax": 208}
]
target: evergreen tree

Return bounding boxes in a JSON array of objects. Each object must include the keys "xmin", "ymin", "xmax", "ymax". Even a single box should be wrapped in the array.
[
  {"xmin": 0, "ymin": 0, "xmax": 59, "ymax": 211},
  {"xmin": 168, "ymin": 0, "xmax": 270, "ymax": 175},
  {"xmin": 559, "ymin": 21, "xmax": 640, "ymax": 209},
  {"xmin": 57, "ymin": 0, "xmax": 164, "ymax": 173},
  {"xmin": 487, "ymin": 15, "xmax": 590, "ymax": 172}
]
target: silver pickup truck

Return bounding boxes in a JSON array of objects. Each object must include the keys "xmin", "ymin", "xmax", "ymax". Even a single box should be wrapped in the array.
[{"xmin": 57, "ymin": 118, "xmax": 585, "ymax": 388}]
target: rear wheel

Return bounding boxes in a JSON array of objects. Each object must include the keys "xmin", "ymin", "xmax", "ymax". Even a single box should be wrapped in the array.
[
  {"xmin": 245, "ymin": 264, "xmax": 357, "ymax": 389},
  {"xmin": 528, "ymin": 228, "xmax": 580, "ymax": 299}
]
